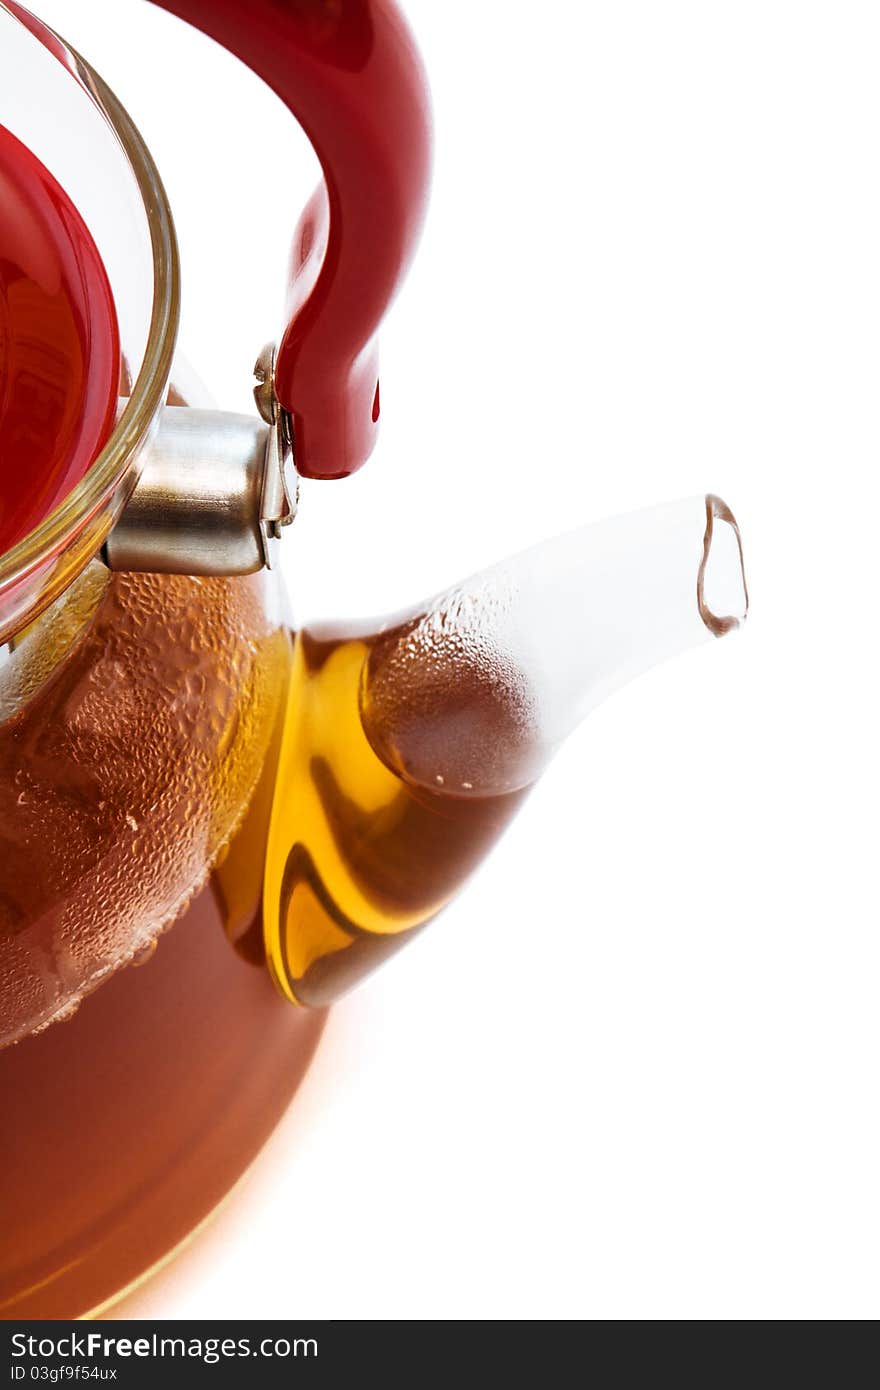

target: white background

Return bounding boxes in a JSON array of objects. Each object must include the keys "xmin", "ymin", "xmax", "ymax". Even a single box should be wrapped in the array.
[{"xmin": 31, "ymin": 0, "xmax": 880, "ymax": 1319}]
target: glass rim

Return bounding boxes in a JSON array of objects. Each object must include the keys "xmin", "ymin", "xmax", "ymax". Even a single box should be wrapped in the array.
[{"xmin": 0, "ymin": 14, "xmax": 181, "ymax": 590}]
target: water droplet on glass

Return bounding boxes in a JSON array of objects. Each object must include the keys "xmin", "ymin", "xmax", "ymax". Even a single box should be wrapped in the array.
[{"xmin": 130, "ymin": 940, "xmax": 158, "ymax": 969}]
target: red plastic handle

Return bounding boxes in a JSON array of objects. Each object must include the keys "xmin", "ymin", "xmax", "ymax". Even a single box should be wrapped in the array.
[{"xmin": 146, "ymin": 0, "xmax": 432, "ymax": 479}]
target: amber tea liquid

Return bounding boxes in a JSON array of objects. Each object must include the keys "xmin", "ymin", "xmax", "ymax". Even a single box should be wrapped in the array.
[
  {"xmin": 0, "ymin": 571, "xmax": 532, "ymax": 1316},
  {"xmin": 263, "ymin": 620, "xmax": 532, "ymax": 1007}
]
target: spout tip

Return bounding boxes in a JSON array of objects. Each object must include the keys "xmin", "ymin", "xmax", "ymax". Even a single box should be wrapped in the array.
[{"xmin": 698, "ymin": 494, "xmax": 749, "ymax": 637}]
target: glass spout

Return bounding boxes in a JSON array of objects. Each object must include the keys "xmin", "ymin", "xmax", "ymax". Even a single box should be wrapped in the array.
[
  {"xmin": 362, "ymin": 494, "xmax": 748, "ymax": 798},
  {"xmin": 262, "ymin": 495, "xmax": 747, "ymax": 1006}
]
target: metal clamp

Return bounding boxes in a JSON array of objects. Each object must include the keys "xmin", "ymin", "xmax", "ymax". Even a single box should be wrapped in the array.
[
  {"xmin": 104, "ymin": 347, "xmax": 298, "ymax": 577},
  {"xmin": 254, "ymin": 343, "xmax": 298, "ymax": 565}
]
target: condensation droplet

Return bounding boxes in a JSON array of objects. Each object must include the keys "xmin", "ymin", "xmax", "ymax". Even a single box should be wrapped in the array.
[{"xmin": 130, "ymin": 940, "xmax": 158, "ymax": 968}]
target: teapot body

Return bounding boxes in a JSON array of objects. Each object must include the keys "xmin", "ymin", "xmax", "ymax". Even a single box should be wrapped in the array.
[{"xmin": 0, "ymin": 462, "xmax": 328, "ymax": 1320}]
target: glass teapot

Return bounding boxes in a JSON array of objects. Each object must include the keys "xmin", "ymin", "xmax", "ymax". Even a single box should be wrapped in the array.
[{"xmin": 0, "ymin": 0, "xmax": 747, "ymax": 1319}]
